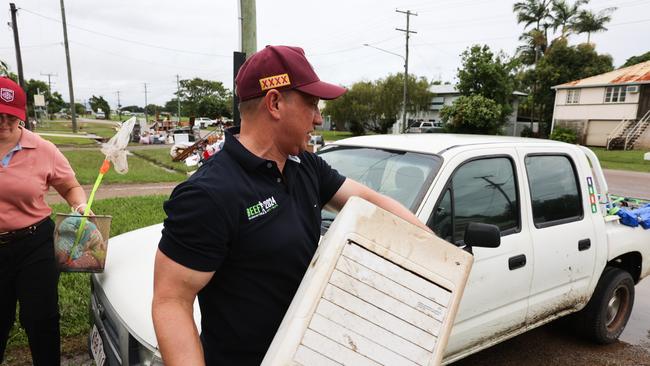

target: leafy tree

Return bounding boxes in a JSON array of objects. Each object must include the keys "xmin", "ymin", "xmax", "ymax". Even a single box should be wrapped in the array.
[
  {"xmin": 621, "ymin": 51, "xmax": 650, "ymax": 68},
  {"xmin": 0, "ymin": 59, "xmax": 9, "ymax": 76},
  {"xmin": 524, "ymin": 39, "xmax": 613, "ymax": 133},
  {"xmin": 121, "ymin": 105, "xmax": 144, "ymax": 113},
  {"xmin": 323, "ymin": 73, "xmax": 433, "ymax": 134},
  {"xmin": 145, "ymin": 104, "xmax": 163, "ymax": 116},
  {"xmin": 456, "ymin": 45, "xmax": 516, "ymax": 125},
  {"xmin": 440, "ymin": 95, "xmax": 504, "ymax": 134},
  {"xmin": 163, "ymin": 98, "xmax": 181, "ymax": 115},
  {"xmin": 323, "ymin": 81, "xmax": 377, "ymax": 135},
  {"xmin": 573, "ymin": 8, "xmax": 616, "ymax": 43},
  {"xmin": 375, "ymin": 73, "xmax": 433, "ymax": 133},
  {"xmin": 61, "ymin": 102, "xmax": 85, "ymax": 115},
  {"xmin": 74, "ymin": 103, "xmax": 86, "ymax": 115},
  {"xmin": 177, "ymin": 78, "xmax": 232, "ymax": 118},
  {"xmin": 47, "ymin": 92, "xmax": 65, "ymax": 116},
  {"xmin": 23, "ymin": 79, "xmax": 50, "ymax": 117},
  {"xmin": 89, "ymin": 95, "xmax": 111, "ymax": 119}
]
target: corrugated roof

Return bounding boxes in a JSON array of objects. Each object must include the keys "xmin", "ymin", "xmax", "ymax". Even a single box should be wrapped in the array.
[
  {"xmin": 430, "ymin": 85, "xmax": 458, "ymax": 94},
  {"xmin": 553, "ymin": 60, "xmax": 650, "ymax": 89}
]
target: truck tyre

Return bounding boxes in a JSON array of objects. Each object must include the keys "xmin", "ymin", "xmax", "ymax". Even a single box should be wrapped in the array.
[{"xmin": 577, "ymin": 267, "xmax": 634, "ymax": 344}]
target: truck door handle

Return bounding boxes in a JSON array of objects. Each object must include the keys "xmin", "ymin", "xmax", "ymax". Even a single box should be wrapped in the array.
[
  {"xmin": 509, "ymin": 254, "xmax": 526, "ymax": 271},
  {"xmin": 578, "ymin": 239, "xmax": 591, "ymax": 251}
]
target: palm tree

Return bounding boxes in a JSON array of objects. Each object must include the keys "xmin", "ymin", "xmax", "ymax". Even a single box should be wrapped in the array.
[
  {"xmin": 550, "ymin": 0, "xmax": 588, "ymax": 39},
  {"xmin": 573, "ymin": 7, "xmax": 616, "ymax": 43},
  {"xmin": 517, "ymin": 29, "xmax": 548, "ymax": 65},
  {"xmin": 513, "ymin": 0, "xmax": 554, "ymax": 63}
]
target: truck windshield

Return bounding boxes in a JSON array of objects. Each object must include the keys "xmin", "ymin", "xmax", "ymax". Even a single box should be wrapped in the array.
[{"xmin": 318, "ymin": 146, "xmax": 442, "ymax": 233}]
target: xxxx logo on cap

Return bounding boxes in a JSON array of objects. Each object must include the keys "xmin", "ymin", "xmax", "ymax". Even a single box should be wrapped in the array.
[
  {"xmin": 259, "ymin": 74, "xmax": 291, "ymax": 91},
  {"xmin": 0, "ymin": 88, "xmax": 14, "ymax": 103}
]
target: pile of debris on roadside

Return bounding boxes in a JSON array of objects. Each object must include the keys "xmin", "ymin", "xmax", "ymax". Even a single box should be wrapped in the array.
[{"xmin": 170, "ymin": 127, "xmax": 224, "ymax": 172}]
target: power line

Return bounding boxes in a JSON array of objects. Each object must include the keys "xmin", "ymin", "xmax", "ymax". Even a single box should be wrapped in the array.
[
  {"xmin": 69, "ymin": 40, "xmax": 227, "ymax": 75},
  {"xmin": 609, "ymin": 17, "xmax": 650, "ymax": 26},
  {"xmin": 0, "ymin": 42, "xmax": 61, "ymax": 50},
  {"xmin": 19, "ymin": 7, "xmax": 230, "ymax": 58}
]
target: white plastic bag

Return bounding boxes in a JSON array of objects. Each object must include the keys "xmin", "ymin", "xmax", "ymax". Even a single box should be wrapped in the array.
[{"xmin": 100, "ymin": 117, "xmax": 136, "ymax": 174}]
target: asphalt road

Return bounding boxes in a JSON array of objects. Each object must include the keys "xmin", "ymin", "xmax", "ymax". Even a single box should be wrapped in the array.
[
  {"xmin": 603, "ymin": 169, "xmax": 650, "ymax": 200},
  {"xmin": 452, "ymin": 278, "xmax": 650, "ymax": 365}
]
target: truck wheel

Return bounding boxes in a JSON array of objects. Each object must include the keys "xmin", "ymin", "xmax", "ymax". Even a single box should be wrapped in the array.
[{"xmin": 577, "ymin": 267, "xmax": 634, "ymax": 344}]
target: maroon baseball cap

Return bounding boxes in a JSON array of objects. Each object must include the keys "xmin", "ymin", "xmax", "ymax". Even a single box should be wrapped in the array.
[
  {"xmin": 0, "ymin": 77, "xmax": 26, "ymax": 121},
  {"xmin": 235, "ymin": 45, "xmax": 347, "ymax": 102}
]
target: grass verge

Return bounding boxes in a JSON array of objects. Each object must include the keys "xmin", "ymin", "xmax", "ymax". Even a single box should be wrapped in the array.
[
  {"xmin": 63, "ymin": 150, "xmax": 186, "ymax": 184},
  {"xmin": 590, "ymin": 147, "xmax": 650, "ymax": 173},
  {"xmin": 41, "ymin": 135, "xmax": 98, "ymax": 146},
  {"xmin": 313, "ymin": 130, "xmax": 353, "ymax": 141},
  {"xmin": 35, "ymin": 121, "xmax": 118, "ymax": 139},
  {"xmin": 131, "ymin": 147, "xmax": 194, "ymax": 174},
  {"xmin": 4, "ymin": 195, "xmax": 168, "ymax": 361}
]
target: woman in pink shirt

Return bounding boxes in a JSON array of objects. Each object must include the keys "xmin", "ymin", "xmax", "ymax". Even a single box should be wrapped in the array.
[{"xmin": 0, "ymin": 77, "xmax": 88, "ymax": 365}]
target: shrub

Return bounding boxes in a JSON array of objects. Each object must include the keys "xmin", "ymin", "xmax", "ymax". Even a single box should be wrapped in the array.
[
  {"xmin": 550, "ymin": 127, "xmax": 578, "ymax": 144},
  {"xmin": 520, "ymin": 126, "xmax": 534, "ymax": 137}
]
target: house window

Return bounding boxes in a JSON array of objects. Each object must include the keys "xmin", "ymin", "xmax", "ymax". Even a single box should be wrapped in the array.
[
  {"xmin": 605, "ymin": 86, "xmax": 627, "ymax": 103},
  {"xmin": 566, "ymin": 89, "xmax": 580, "ymax": 104},
  {"xmin": 430, "ymin": 96, "xmax": 445, "ymax": 111}
]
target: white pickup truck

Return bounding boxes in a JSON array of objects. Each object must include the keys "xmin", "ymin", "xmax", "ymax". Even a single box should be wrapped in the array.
[
  {"xmin": 88, "ymin": 134, "xmax": 650, "ymax": 365},
  {"xmin": 408, "ymin": 121, "xmax": 442, "ymax": 133}
]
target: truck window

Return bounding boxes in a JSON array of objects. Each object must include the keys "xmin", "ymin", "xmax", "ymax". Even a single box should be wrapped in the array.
[
  {"xmin": 428, "ymin": 157, "xmax": 519, "ymax": 244},
  {"xmin": 525, "ymin": 155, "xmax": 582, "ymax": 228}
]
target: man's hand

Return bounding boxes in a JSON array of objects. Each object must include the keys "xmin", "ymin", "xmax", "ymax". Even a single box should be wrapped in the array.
[{"xmin": 152, "ymin": 250, "xmax": 214, "ymax": 366}]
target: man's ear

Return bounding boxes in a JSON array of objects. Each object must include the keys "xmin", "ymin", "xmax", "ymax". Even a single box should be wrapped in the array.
[{"xmin": 263, "ymin": 90, "xmax": 283, "ymax": 120}]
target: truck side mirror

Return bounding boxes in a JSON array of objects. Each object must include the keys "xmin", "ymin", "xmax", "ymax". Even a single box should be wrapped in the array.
[{"xmin": 464, "ymin": 222, "xmax": 501, "ymax": 248}]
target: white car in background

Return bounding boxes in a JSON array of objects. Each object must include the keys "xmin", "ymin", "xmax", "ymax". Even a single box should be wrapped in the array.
[
  {"xmin": 194, "ymin": 117, "xmax": 216, "ymax": 128},
  {"xmin": 88, "ymin": 134, "xmax": 650, "ymax": 365}
]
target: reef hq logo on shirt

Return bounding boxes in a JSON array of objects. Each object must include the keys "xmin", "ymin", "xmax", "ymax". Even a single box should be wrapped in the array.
[{"xmin": 246, "ymin": 196, "xmax": 279, "ymax": 220}]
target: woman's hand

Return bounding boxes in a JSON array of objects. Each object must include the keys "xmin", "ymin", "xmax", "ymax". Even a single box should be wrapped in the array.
[{"xmin": 72, "ymin": 203, "xmax": 94, "ymax": 216}]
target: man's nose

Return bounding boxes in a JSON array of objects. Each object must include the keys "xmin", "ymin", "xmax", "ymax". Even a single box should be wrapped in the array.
[{"xmin": 314, "ymin": 110, "xmax": 323, "ymax": 126}]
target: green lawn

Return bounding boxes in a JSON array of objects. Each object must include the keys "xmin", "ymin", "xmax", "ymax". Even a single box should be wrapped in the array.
[
  {"xmin": 5, "ymin": 196, "xmax": 168, "ymax": 358},
  {"xmin": 63, "ymin": 150, "xmax": 186, "ymax": 184},
  {"xmin": 590, "ymin": 147, "xmax": 650, "ymax": 173},
  {"xmin": 131, "ymin": 147, "xmax": 194, "ymax": 174},
  {"xmin": 41, "ymin": 135, "xmax": 97, "ymax": 146},
  {"xmin": 35, "ymin": 121, "xmax": 119, "ymax": 139},
  {"xmin": 313, "ymin": 130, "xmax": 354, "ymax": 141}
]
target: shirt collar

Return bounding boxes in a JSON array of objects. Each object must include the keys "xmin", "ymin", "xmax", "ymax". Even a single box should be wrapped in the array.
[
  {"xmin": 223, "ymin": 126, "xmax": 302, "ymax": 172},
  {"xmin": 223, "ymin": 126, "xmax": 269, "ymax": 172},
  {"xmin": 17, "ymin": 126, "xmax": 39, "ymax": 149}
]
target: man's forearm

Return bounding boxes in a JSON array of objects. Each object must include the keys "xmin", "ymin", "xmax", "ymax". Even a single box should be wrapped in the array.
[
  {"xmin": 361, "ymin": 189, "xmax": 431, "ymax": 232},
  {"xmin": 152, "ymin": 299, "xmax": 204, "ymax": 366}
]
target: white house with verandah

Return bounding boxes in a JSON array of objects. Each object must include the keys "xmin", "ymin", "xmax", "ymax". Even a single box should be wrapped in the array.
[{"xmin": 551, "ymin": 60, "xmax": 650, "ymax": 149}]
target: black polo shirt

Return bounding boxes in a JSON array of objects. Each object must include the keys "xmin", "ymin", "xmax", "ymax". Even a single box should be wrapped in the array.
[{"xmin": 159, "ymin": 127, "xmax": 345, "ymax": 365}]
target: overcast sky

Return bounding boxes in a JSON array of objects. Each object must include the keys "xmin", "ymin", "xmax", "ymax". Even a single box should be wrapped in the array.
[{"xmin": 1, "ymin": 0, "xmax": 648, "ymax": 109}]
